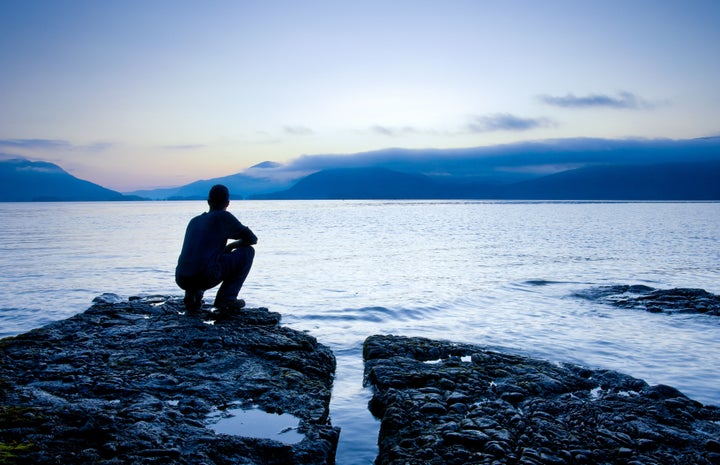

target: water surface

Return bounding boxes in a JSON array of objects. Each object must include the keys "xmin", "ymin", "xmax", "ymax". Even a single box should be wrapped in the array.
[{"xmin": 1, "ymin": 200, "xmax": 719, "ymax": 464}]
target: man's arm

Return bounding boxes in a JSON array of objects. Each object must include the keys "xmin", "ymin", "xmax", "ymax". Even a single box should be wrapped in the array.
[
  {"xmin": 224, "ymin": 225, "xmax": 257, "ymax": 253},
  {"xmin": 224, "ymin": 212, "xmax": 258, "ymax": 248},
  {"xmin": 240, "ymin": 225, "xmax": 258, "ymax": 245}
]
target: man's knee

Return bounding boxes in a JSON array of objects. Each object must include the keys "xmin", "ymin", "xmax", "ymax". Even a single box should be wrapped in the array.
[
  {"xmin": 233, "ymin": 245, "xmax": 255, "ymax": 262},
  {"xmin": 238, "ymin": 245, "xmax": 255, "ymax": 270},
  {"xmin": 220, "ymin": 246, "xmax": 254, "ymax": 276},
  {"xmin": 176, "ymin": 274, "xmax": 189, "ymax": 290}
]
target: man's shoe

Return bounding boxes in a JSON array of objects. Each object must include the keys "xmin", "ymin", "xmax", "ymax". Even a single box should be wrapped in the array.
[
  {"xmin": 214, "ymin": 299, "xmax": 246, "ymax": 314},
  {"xmin": 183, "ymin": 290, "xmax": 203, "ymax": 312}
]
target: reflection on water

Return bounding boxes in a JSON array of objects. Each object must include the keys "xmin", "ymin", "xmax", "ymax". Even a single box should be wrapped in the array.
[{"xmin": 208, "ymin": 406, "xmax": 305, "ymax": 445}]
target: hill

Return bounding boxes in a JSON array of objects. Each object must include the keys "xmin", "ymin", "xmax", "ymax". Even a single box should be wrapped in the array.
[
  {"xmin": 4, "ymin": 137, "xmax": 719, "ymax": 201},
  {"xmin": 502, "ymin": 160, "xmax": 720, "ymax": 200},
  {"xmin": 251, "ymin": 161, "xmax": 720, "ymax": 200},
  {"xmin": 0, "ymin": 158, "xmax": 135, "ymax": 202},
  {"xmin": 252, "ymin": 167, "xmax": 465, "ymax": 200},
  {"xmin": 127, "ymin": 162, "xmax": 294, "ymax": 200},
  {"xmin": 138, "ymin": 136, "xmax": 720, "ymax": 201}
]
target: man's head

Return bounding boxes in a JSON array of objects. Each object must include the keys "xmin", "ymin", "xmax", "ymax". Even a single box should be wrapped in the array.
[{"xmin": 208, "ymin": 184, "xmax": 230, "ymax": 210}]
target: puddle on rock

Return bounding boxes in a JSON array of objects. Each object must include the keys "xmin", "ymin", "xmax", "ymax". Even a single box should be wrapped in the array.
[{"xmin": 208, "ymin": 406, "xmax": 305, "ymax": 444}]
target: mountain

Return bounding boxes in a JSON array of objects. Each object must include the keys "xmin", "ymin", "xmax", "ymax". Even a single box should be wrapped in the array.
[
  {"xmin": 134, "ymin": 136, "xmax": 720, "ymax": 200},
  {"xmin": 257, "ymin": 136, "xmax": 720, "ymax": 185},
  {"xmin": 5, "ymin": 136, "xmax": 718, "ymax": 202},
  {"xmin": 127, "ymin": 162, "xmax": 294, "ymax": 200},
  {"xmin": 251, "ymin": 161, "xmax": 720, "ymax": 200},
  {"xmin": 252, "ymin": 167, "xmax": 451, "ymax": 199},
  {"xmin": 0, "ymin": 158, "xmax": 136, "ymax": 202},
  {"xmin": 501, "ymin": 160, "xmax": 720, "ymax": 200}
]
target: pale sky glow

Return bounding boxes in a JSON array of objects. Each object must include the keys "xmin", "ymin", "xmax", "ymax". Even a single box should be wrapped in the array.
[{"xmin": 1, "ymin": 0, "xmax": 719, "ymax": 191}]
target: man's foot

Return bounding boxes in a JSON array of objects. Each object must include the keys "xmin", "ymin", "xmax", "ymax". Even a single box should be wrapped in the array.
[
  {"xmin": 214, "ymin": 299, "xmax": 246, "ymax": 315},
  {"xmin": 183, "ymin": 290, "xmax": 204, "ymax": 312}
]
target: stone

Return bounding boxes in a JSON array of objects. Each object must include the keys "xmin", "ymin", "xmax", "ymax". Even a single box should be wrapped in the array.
[
  {"xmin": 574, "ymin": 285, "xmax": 720, "ymax": 316},
  {"xmin": 363, "ymin": 334, "xmax": 720, "ymax": 465},
  {"xmin": 0, "ymin": 295, "xmax": 339, "ymax": 464}
]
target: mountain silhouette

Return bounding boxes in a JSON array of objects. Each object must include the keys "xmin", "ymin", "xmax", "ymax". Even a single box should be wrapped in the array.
[
  {"xmin": 251, "ymin": 161, "xmax": 720, "ymax": 200},
  {"xmin": 4, "ymin": 137, "xmax": 720, "ymax": 201},
  {"xmin": 127, "ymin": 163, "xmax": 293, "ymax": 200},
  {"xmin": 501, "ymin": 160, "xmax": 720, "ymax": 200},
  {"xmin": 0, "ymin": 158, "xmax": 133, "ymax": 201},
  {"xmin": 252, "ymin": 167, "xmax": 452, "ymax": 199},
  {"xmin": 136, "ymin": 136, "xmax": 720, "ymax": 201}
]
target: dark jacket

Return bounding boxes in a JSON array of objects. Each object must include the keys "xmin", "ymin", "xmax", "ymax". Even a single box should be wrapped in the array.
[{"xmin": 175, "ymin": 210, "xmax": 257, "ymax": 282}]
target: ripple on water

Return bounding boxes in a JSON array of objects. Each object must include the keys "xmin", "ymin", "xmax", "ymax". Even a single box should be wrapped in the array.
[{"xmin": 295, "ymin": 305, "xmax": 441, "ymax": 323}]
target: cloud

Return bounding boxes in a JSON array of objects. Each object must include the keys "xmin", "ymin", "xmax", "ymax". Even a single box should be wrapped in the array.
[
  {"xmin": 466, "ymin": 114, "xmax": 555, "ymax": 133},
  {"xmin": 82, "ymin": 142, "xmax": 114, "ymax": 152},
  {"xmin": 0, "ymin": 138, "xmax": 73, "ymax": 151},
  {"xmin": 371, "ymin": 125, "xmax": 432, "ymax": 137},
  {"xmin": 17, "ymin": 164, "xmax": 65, "ymax": 174},
  {"xmin": 372, "ymin": 125, "xmax": 407, "ymax": 136},
  {"xmin": 0, "ymin": 138, "xmax": 113, "ymax": 153},
  {"xmin": 372, "ymin": 116, "xmax": 552, "ymax": 138},
  {"xmin": 284, "ymin": 125, "xmax": 314, "ymax": 136},
  {"xmin": 266, "ymin": 136, "xmax": 720, "ymax": 177},
  {"xmin": 538, "ymin": 91, "xmax": 654, "ymax": 109},
  {"xmin": 233, "ymin": 136, "xmax": 720, "ymax": 189},
  {"xmin": 161, "ymin": 144, "xmax": 206, "ymax": 150}
]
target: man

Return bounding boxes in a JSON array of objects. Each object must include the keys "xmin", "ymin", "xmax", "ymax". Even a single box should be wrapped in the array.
[{"xmin": 175, "ymin": 184, "xmax": 257, "ymax": 313}]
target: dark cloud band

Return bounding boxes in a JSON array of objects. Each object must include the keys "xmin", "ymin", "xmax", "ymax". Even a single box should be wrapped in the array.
[
  {"xmin": 539, "ymin": 91, "xmax": 652, "ymax": 109},
  {"xmin": 0, "ymin": 139, "xmax": 72, "ymax": 150},
  {"xmin": 466, "ymin": 113, "xmax": 554, "ymax": 133}
]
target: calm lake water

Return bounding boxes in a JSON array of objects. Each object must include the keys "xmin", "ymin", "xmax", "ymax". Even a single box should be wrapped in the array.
[{"xmin": 1, "ymin": 200, "xmax": 719, "ymax": 464}]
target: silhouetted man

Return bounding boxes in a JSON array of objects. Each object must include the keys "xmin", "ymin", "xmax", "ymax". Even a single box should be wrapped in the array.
[{"xmin": 175, "ymin": 184, "xmax": 257, "ymax": 313}]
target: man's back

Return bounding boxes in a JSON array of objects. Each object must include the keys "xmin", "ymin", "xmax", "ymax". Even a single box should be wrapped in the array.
[{"xmin": 176, "ymin": 210, "xmax": 249, "ymax": 279}]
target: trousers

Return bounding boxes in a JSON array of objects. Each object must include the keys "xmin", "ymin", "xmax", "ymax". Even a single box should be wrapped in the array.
[{"xmin": 176, "ymin": 246, "xmax": 255, "ymax": 304}]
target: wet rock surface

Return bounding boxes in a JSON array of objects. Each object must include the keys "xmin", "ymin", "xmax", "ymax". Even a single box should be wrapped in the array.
[
  {"xmin": 575, "ymin": 285, "xmax": 720, "ymax": 316},
  {"xmin": 364, "ymin": 334, "xmax": 720, "ymax": 465},
  {"xmin": 0, "ymin": 294, "xmax": 339, "ymax": 465}
]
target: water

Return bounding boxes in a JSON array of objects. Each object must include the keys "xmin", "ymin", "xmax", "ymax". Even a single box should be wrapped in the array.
[
  {"xmin": 207, "ymin": 406, "xmax": 305, "ymax": 444},
  {"xmin": 1, "ymin": 200, "xmax": 719, "ymax": 464}
]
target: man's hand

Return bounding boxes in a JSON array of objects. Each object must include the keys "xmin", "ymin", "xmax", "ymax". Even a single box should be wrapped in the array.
[{"xmin": 224, "ymin": 240, "xmax": 243, "ymax": 253}]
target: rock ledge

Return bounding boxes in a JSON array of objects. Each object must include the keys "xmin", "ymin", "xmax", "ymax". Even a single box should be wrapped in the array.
[
  {"xmin": 0, "ymin": 294, "xmax": 339, "ymax": 465},
  {"xmin": 364, "ymin": 334, "xmax": 720, "ymax": 465}
]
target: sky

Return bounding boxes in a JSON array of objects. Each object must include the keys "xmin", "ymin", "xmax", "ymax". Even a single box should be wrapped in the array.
[{"xmin": 1, "ymin": 0, "xmax": 719, "ymax": 191}]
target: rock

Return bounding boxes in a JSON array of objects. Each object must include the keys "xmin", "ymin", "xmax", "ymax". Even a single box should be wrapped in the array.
[
  {"xmin": 363, "ymin": 334, "xmax": 720, "ymax": 465},
  {"xmin": 0, "ymin": 295, "xmax": 339, "ymax": 465},
  {"xmin": 574, "ymin": 285, "xmax": 720, "ymax": 316}
]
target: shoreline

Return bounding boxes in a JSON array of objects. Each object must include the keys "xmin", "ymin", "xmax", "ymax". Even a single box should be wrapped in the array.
[{"xmin": 2, "ymin": 290, "xmax": 720, "ymax": 464}]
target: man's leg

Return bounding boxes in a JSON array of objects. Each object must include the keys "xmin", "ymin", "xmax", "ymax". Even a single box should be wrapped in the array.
[
  {"xmin": 184, "ymin": 289, "xmax": 204, "ymax": 311},
  {"xmin": 176, "ymin": 275, "xmax": 205, "ymax": 311},
  {"xmin": 214, "ymin": 246, "xmax": 255, "ymax": 307}
]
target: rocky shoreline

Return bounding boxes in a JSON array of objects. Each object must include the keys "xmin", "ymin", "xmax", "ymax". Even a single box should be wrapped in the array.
[
  {"xmin": 2, "ymin": 288, "xmax": 720, "ymax": 464},
  {"xmin": 0, "ymin": 295, "xmax": 339, "ymax": 465},
  {"xmin": 363, "ymin": 334, "xmax": 720, "ymax": 465}
]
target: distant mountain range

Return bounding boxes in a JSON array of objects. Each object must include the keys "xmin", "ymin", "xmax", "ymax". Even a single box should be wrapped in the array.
[
  {"xmin": 252, "ymin": 161, "xmax": 720, "ymax": 200},
  {"xmin": 131, "ymin": 136, "xmax": 720, "ymax": 201},
  {"xmin": 0, "ymin": 158, "xmax": 137, "ymax": 202},
  {"xmin": 128, "ymin": 161, "xmax": 294, "ymax": 201},
  {"xmin": 497, "ymin": 160, "xmax": 720, "ymax": 200},
  {"xmin": 2, "ymin": 136, "xmax": 720, "ymax": 201}
]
